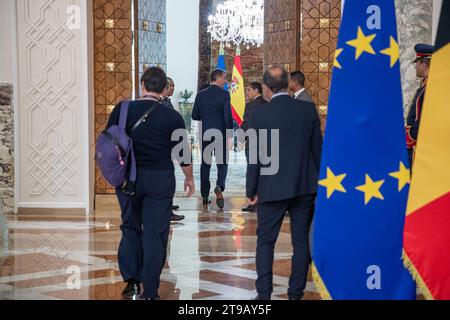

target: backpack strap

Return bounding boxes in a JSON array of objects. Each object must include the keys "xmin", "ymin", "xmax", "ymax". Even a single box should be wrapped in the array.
[
  {"xmin": 128, "ymin": 143, "xmax": 137, "ymax": 184},
  {"xmin": 119, "ymin": 101, "xmax": 130, "ymax": 129},
  {"xmin": 131, "ymin": 103, "xmax": 159, "ymax": 132}
]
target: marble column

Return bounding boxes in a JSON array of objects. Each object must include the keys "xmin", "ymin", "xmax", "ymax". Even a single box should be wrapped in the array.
[
  {"xmin": 0, "ymin": 83, "xmax": 14, "ymax": 214},
  {"xmin": 396, "ymin": 0, "xmax": 433, "ymax": 118}
]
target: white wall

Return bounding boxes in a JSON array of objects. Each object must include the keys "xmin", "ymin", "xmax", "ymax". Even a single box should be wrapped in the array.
[
  {"xmin": 0, "ymin": 0, "xmax": 15, "ymax": 83},
  {"xmin": 166, "ymin": 0, "xmax": 200, "ymax": 103},
  {"xmin": 15, "ymin": 0, "xmax": 92, "ymax": 213}
]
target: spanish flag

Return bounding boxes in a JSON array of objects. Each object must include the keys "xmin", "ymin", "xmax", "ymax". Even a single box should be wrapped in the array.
[
  {"xmin": 230, "ymin": 48, "xmax": 246, "ymax": 126},
  {"xmin": 403, "ymin": 2, "xmax": 450, "ymax": 300}
]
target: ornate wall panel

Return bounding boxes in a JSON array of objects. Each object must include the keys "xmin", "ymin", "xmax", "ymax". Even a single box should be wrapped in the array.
[
  {"xmin": 298, "ymin": 0, "xmax": 341, "ymax": 131},
  {"xmin": 198, "ymin": 0, "xmax": 213, "ymax": 90},
  {"xmin": 16, "ymin": 0, "xmax": 90, "ymax": 208},
  {"xmin": 264, "ymin": 0, "xmax": 299, "ymax": 71},
  {"xmin": 93, "ymin": 0, "xmax": 134, "ymax": 194},
  {"xmin": 137, "ymin": 0, "xmax": 167, "ymax": 82}
]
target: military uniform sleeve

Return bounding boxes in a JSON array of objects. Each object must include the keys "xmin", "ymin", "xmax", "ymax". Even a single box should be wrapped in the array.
[
  {"xmin": 406, "ymin": 87, "xmax": 425, "ymax": 148},
  {"xmin": 409, "ymin": 91, "xmax": 424, "ymax": 142}
]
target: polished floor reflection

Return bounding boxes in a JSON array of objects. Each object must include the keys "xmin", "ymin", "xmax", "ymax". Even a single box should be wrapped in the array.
[{"xmin": 0, "ymin": 196, "xmax": 323, "ymax": 300}]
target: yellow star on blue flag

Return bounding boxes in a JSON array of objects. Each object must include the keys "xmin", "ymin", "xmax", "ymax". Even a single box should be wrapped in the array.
[{"xmin": 312, "ymin": 0, "xmax": 415, "ymax": 300}]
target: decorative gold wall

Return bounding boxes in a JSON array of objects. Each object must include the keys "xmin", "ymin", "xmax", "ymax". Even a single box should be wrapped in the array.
[
  {"xmin": 264, "ymin": 0, "xmax": 341, "ymax": 131},
  {"xmin": 264, "ymin": 0, "xmax": 299, "ymax": 72},
  {"xmin": 93, "ymin": 0, "xmax": 134, "ymax": 194},
  {"xmin": 298, "ymin": 0, "xmax": 341, "ymax": 131}
]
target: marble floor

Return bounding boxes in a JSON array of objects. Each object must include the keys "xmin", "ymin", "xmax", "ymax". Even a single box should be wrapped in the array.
[{"xmin": 0, "ymin": 195, "xmax": 322, "ymax": 300}]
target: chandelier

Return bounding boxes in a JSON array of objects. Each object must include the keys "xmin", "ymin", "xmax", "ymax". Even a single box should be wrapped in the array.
[{"xmin": 207, "ymin": 0, "xmax": 264, "ymax": 49}]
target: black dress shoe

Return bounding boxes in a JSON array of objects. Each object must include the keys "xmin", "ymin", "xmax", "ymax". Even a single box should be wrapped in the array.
[
  {"xmin": 171, "ymin": 213, "xmax": 185, "ymax": 222},
  {"xmin": 214, "ymin": 186, "xmax": 224, "ymax": 209},
  {"xmin": 253, "ymin": 295, "xmax": 271, "ymax": 300},
  {"xmin": 145, "ymin": 296, "xmax": 161, "ymax": 300},
  {"xmin": 121, "ymin": 281, "xmax": 141, "ymax": 297},
  {"xmin": 172, "ymin": 205, "xmax": 180, "ymax": 211},
  {"xmin": 242, "ymin": 205, "xmax": 256, "ymax": 212}
]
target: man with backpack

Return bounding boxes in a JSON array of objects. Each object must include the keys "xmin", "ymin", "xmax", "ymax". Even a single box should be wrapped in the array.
[{"xmin": 104, "ymin": 67, "xmax": 195, "ymax": 300}]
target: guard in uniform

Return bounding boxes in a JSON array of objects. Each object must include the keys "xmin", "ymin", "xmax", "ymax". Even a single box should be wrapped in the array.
[{"xmin": 406, "ymin": 44, "xmax": 434, "ymax": 168}]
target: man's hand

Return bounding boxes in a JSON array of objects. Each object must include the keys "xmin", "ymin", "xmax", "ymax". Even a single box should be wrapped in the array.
[
  {"xmin": 247, "ymin": 195, "xmax": 259, "ymax": 206},
  {"xmin": 227, "ymin": 137, "xmax": 234, "ymax": 150},
  {"xmin": 184, "ymin": 179, "xmax": 195, "ymax": 197}
]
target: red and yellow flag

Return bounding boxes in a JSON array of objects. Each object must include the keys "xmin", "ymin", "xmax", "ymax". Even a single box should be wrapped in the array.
[
  {"xmin": 403, "ymin": 2, "xmax": 450, "ymax": 300},
  {"xmin": 230, "ymin": 48, "xmax": 246, "ymax": 126}
]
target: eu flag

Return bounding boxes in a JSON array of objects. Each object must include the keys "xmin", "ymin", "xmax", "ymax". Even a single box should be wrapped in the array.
[{"xmin": 312, "ymin": 0, "xmax": 416, "ymax": 299}]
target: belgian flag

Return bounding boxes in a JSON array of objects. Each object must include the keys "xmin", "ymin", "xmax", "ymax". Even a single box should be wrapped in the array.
[{"xmin": 403, "ymin": 1, "xmax": 450, "ymax": 300}]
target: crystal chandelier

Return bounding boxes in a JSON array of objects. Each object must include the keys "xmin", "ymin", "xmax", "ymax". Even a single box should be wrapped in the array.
[{"xmin": 207, "ymin": 0, "xmax": 264, "ymax": 49}]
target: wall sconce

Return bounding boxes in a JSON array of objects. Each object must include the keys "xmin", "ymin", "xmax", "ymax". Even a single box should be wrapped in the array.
[
  {"xmin": 319, "ymin": 62, "xmax": 329, "ymax": 72},
  {"xmin": 268, "ymin": 23, "xmax": 274, "ymax": 32},
  {"xmin": 143, "ymin": 63, "xmax": 149, "ymax": 71},
  {"xmin": 320, "ymin": 18, "xmax": 330, "ymax": 28},
  {"xmin": 156, "ymin": 23, "xmax": 162, "ymax": 33},
  {"xmin": 106, "ymin": 62, "xmax": 115, "ymax": 72},
  {"xmin": 105, "ymin": 19, "xmax": 114, "ymax": 28},
  {"xmin": 142, "ymin": 21, "xmax": 149, "ymax": 31},
  {"xmin": 284, "ymin": 64, "xmax": 290, "ymax": 72}
]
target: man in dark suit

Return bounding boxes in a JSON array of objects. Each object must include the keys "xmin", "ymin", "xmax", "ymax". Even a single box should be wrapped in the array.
[
  {"xmin": 241, "ymin": 82, "xmax": 266, "ymax": 212},
  {"xmin": 247, "ymin": 66, "xmax": 322, "ymax": 300},
  {"xmin": 241, "ymin": 82, "xmax": 267, "ymax": 133},
  {"xmin": 289, "ymin": 71, "xmax": 314, "ymax": 104},
  {"xmin": 192, "ymin": 69, "xmax": 233, "ymax": 209},
  {"xmin": 162, "ymin": 77, "xmax": 176, "ymax": 109}
]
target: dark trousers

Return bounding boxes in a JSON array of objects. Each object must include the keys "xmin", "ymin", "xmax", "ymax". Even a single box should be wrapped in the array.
[
  {"xmin": 200, "ymin": 140, "xmax": 228, "ymax": 199},
  {"xmin": 256, "ymin": 194, "xmax": 315, "ymax": 300},
  {"xmin": 116, "ymin": 169, "xmax": 175, "ymax": 299}
]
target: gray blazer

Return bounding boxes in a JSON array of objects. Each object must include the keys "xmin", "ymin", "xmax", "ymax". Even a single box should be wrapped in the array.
[{"xmin": 295, "ymin": 90, "xmax": 314, "ymax": 104}]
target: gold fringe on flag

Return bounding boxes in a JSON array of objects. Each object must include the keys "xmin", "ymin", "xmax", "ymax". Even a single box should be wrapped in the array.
[
  {"xmin": 402, "ymin": 250, "xmax": 434, "ymax": 300},
  {"xmin": 311, "ymin": 262, "xmax": 332, "ymax": 300}
]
